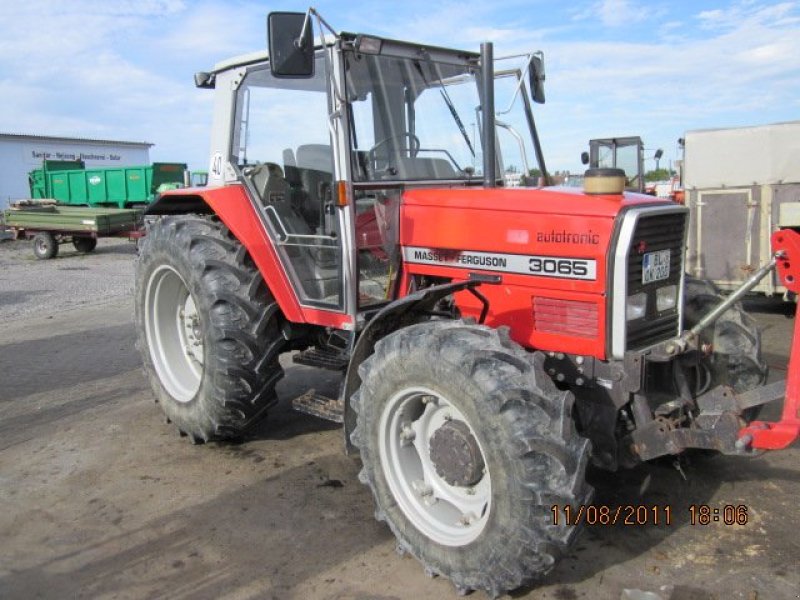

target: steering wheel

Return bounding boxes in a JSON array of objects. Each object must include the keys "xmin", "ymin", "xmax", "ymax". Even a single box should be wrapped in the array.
[{"xmin": 367, "ymin": 133, "xmax": 421, "ymax": 175}]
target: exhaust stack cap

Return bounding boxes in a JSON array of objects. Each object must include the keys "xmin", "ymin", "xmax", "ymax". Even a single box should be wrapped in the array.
[{"xmin": 584, "ymin": 168, "xmax": 625, "ymax": 195}]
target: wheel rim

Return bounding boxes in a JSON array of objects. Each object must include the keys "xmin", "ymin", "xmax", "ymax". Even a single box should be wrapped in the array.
[
  {"xmin": 379, "ymin": 386, "xmax": 491, "ymax": 547},
  {"xmin": 35, "ymin": 238, "xmax": 48, "ymax": 255},
  {"xmin": 144, "ymin": 265, "xmax": 203, "ymax": 402}
]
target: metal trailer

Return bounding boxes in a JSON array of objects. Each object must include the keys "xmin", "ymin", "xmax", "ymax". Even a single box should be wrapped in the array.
[
  {"xmin": 28, "ymin": 160, "xmax": 188, "ymax": 209},
  {"xmin": 683, "ymin": 121, "xmax": 800, "ymax": 297},
  {"xmin": 3, "ymin": 204, "xmax": 144, "ymax": 259}
]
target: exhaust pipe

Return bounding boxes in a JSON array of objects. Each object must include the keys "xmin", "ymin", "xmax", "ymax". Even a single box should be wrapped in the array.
[{"xmin": 481, "ymin": 42, "xmax": 496, "ymax": 188}]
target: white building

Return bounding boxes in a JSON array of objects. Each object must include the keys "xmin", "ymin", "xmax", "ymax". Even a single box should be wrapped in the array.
[{"xmin": 0, "ymin": 133, "xmax": 152, "ymax": 209}]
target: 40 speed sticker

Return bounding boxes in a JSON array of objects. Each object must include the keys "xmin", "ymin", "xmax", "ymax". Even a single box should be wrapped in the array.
[{"xmin": 403, "ymin": 246, "xmax": 597, "ymax": 280}]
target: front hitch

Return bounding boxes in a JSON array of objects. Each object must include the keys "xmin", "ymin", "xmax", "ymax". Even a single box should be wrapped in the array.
[{"xmin": 646, "ymin": 229, "xmax": 800, "ymax": 455}]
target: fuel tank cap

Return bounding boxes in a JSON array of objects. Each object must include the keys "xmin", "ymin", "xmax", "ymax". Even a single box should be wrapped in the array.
[{"xmin": 584, "ymin": 168, "xmax": 625, "ymax": 195}]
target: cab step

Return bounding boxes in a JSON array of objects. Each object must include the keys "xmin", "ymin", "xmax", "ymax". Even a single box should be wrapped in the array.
[
  {"xmin": 293, "ymin": 346, "xmax": 349, "ymax": 371},
  {"xmin": 291, "ymin": 389, "xmax": 344, "ymax": 423}
]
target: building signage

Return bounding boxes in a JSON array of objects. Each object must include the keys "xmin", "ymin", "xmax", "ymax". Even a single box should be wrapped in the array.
[{"xmin": 22, "ymin": 144, "xmax": 140, "ymax": 166}]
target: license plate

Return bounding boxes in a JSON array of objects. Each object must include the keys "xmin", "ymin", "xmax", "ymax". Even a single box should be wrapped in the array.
[{"xmin": 642, "ymin": 250, "xmax": 670, "ymax": 284}]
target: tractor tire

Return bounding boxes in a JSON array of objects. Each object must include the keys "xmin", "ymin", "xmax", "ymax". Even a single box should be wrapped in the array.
[
  {"xmin": 33, "ymin": 231, "xmax": 58, "ymax": 260},
  {"xmin": 73, "ymin": 237, "xmax": 97, "ymax": 253},
  {"xmin": 683, "ymin": 276, "xmax": 767, "ymax": 395},
  {"xmin": 135, "ymin": 215, "xmax": 285, "ymax": 443},
  {"xmin": 351, "ymin": 320, "xmax": 592, "ymax": 597}
]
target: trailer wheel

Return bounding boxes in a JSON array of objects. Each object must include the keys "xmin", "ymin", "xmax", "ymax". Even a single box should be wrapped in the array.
[
  {"xmin": 683, "ymin": 276, "xmax": 767, "ymax": 395},
  {"xmin": 135, "ymin": 215, "xmax": 285, "ymax": 442},
  {"xmin": 33, "ymin": 232, "xmax": 58, "ymax": 260},
  {"xmin": 351, "ymin": 321, "xmax": 592, "ymax": 596},
  {"xmin": 73, "ymin": 237, "xmax": 97, "ymax": 253}
]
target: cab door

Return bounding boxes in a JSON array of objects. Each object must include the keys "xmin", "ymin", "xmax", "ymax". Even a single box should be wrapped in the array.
[{"xmin": 231, "ymin": 52, "xmax": 348, "ymax": 315}]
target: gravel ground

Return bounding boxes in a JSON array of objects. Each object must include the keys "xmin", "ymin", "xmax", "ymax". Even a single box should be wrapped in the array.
[
  {"xmin": 1, "ymin": 237, "xmax": 798, "ymax": 599},
  {"xmin": 0, "ymin": 238, "xmax": 137, "ymax": 322}
]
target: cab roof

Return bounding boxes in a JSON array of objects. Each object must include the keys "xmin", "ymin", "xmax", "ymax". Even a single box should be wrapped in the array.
[{"xmin": 211, "ymin": 32, "xmax": 478, "ymax": 74}]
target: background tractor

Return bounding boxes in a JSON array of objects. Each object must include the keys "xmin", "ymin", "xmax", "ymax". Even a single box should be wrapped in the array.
[
  {"xmin": 135, "ymin": 9, "xmax": 799, "ymax": 597},
  {"xmin": 580, "ymin": 136, "xmax": 664, "ymax": 194}
]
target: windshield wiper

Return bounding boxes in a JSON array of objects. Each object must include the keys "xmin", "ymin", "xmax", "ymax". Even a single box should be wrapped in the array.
[
  {"xmin": 413, "ymin": 59, "xmax": 476, "ymax": 159},
  {"xmin": 439, "ymin": 87, "xmax": 475, "ymax": 158}
]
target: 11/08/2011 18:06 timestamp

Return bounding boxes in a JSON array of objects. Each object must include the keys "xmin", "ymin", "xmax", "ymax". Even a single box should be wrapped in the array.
[{"xmin": 551, "ymin": 504, "xmax": 749, "ymax": 526}]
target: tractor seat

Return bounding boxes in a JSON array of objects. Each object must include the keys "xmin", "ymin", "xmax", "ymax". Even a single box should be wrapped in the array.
[
  {"xmin": 391, "ymin": 157, "xmax": 458, "ymax": 179},
  {"xmin": 295, "ymin": 144, "xmax": 333, "ymax": 173},
  {"xmin": 294, "ymin": 144, "xmax": 334, "ymax": 230}
]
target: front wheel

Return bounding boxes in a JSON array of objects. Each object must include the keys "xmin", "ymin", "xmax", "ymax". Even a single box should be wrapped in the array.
[
  {"xmin": 351, "ymin": 321, "xmax": 592, "ymax": 596},
  {"xmin": 135, "ymin": 215, "xmax": 286, "ymax": 442}
]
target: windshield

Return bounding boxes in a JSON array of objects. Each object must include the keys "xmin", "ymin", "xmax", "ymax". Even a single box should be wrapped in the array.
[
  {"xmin": 345, "ymin": 52, "xmax": 482, "ymax": 182},
  {"xmin": 594, "ymin": 139, "xmax": 641, "ymax": 190}
]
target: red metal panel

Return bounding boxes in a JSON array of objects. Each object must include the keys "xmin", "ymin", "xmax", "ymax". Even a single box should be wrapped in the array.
[
  {"xmin": 449, "ymin": 283, "xmax": 607, "ymax": 358},
  {"xmin": 400, "ymin": 201, "xmax": 615, "ymax": 295},
  {"xmin": 161, "ymin": 185, "xmax": 352, "ymax": 329},
  {"xmin": 739, "ymin": 229, "xmax": 800, "ymax": 449},
  {"xmin": 398, "ymin": 187, "xmax": 620, "ymax": 358},
  {"xmin": 401, "ymin": 186, "xmax": 669, "ymax": 216}
]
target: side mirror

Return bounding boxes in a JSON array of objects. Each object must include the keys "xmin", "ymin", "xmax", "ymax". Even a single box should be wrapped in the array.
[
  {"xmin": 581, "ymin": 151, "xmax": 589, "ymax": 165},
  {"xmin": 654, "ymin": 148, "xmax": 664, "ymax": 160},
  {"xmin": 529, "ymin": 53, "xmax": 546, "ymax": 104},
  {"xmin": 267, "ymin": 12, "xmax": 314, "ymax": 78},
  {"xmin": 194, "ymin": 72, "xmax": 215, "ymax": 89}
]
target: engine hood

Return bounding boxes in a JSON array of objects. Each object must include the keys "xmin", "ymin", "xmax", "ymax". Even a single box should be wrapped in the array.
[{"xmin": 401, "ymin": 186, "xmax": 671, "ymax": 218}]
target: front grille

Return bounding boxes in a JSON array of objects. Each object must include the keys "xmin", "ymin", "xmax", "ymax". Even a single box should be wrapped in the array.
[
  {"xmin": 533, "ymin": 297, "xmax": 599, "ymax": 338},
  {"xmin": 626, "ymin": 211, "xmax": 687, "ymax": 350}
]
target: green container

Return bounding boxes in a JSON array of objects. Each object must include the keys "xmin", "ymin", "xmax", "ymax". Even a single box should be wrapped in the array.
[{"xmin": 29, "ymin": 161, "xmax": 187, "ymax": 208}]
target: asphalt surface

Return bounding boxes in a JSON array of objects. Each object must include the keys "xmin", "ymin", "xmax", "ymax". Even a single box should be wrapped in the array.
[{"xmin": 0, "ymin": 238, "xmax": 798, "ymax": 599}]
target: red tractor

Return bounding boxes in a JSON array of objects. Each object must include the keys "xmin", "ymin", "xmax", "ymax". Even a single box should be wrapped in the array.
[{"xmin": 135, "ymin": 10, "xmax": 800, "ymax": 596}]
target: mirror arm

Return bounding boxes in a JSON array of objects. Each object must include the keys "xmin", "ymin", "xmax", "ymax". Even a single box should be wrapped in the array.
[
  {"xmin": 296, "ymin": 7, "xmax": 339, "ymax": 47},
  {"xmin": 297, "ymin": 9, "xmax": 313, "ymax": 48},
  {"xmin": 299, "ymin": 7, "xmax": 339, "ymax": 40}
]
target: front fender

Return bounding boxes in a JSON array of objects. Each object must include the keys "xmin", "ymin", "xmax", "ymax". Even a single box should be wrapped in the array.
[{"xmin": 341, "ymin": 279, "xmax": 490, "ymax": 454}]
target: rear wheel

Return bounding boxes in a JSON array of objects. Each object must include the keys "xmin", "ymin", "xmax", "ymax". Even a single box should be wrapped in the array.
[
  {"xmin": 73, "ymin": 237, "xmax": 97, "ymax": 253},
  {"xmin": 351, "ymin": 321, "xmax": 592, "ymax": 596},
  {"xmin": 135, "ymin": 215, "xmax": 285, "ymax": 442},
  {"xmin": 33, "ymin": 232, "xmax": 58, "ymax": 260}
]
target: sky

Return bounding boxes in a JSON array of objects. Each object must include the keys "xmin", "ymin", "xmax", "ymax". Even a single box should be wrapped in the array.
[{"xmin": 0, "ymin": 0, "xmax": 798, "ymax": 174}]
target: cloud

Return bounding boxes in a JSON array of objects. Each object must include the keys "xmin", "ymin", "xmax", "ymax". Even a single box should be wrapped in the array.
[
  {"xmin": 697, "ymin": 1, "xmax": 799, "ymax": 30},
  {"xmin": 573, "ymin": 0, "xmax": 658, "ymax": 27},
  {"xmin": 0, "ymin": 1, "xmax": 219, "ymax": 168},
  {"xmin": 156, "ymin": 2, "xmax": 266, "ymax": 60},
  {"xmin": 0, "ymin": 0, "xmax": 797, "ymax": 175},
  {"xmin": 467, "ymin": 1, "xmax": 800, "ymax": 169}
]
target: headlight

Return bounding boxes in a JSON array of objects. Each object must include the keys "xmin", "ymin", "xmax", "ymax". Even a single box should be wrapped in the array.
[
  {"xmin": 626, "ymin": 292, "xmax": 647, "ymax": 321},
  {"xmin": 656, "ymin": 284, "xmax": 678, "ymax": 312}
]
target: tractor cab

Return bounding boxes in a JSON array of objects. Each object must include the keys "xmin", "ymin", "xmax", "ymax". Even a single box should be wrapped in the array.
[{"xmin": 191, "ymin": 11, "xmax": 548, "ymax": 321}]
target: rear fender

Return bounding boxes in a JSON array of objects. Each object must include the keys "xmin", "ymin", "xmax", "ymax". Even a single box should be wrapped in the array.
[
  {"xmin": 146, "ymin": 186, "xmax": 306, "ymax": 324},
  {"xmin": 146, "ymin": 191, "xmax": 212, "ymax": 215}
]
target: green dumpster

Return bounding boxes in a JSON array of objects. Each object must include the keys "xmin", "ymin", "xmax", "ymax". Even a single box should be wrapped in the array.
[{"xmin": 29, "ymin": 160, "xmax": 187, "ymax": 209}]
